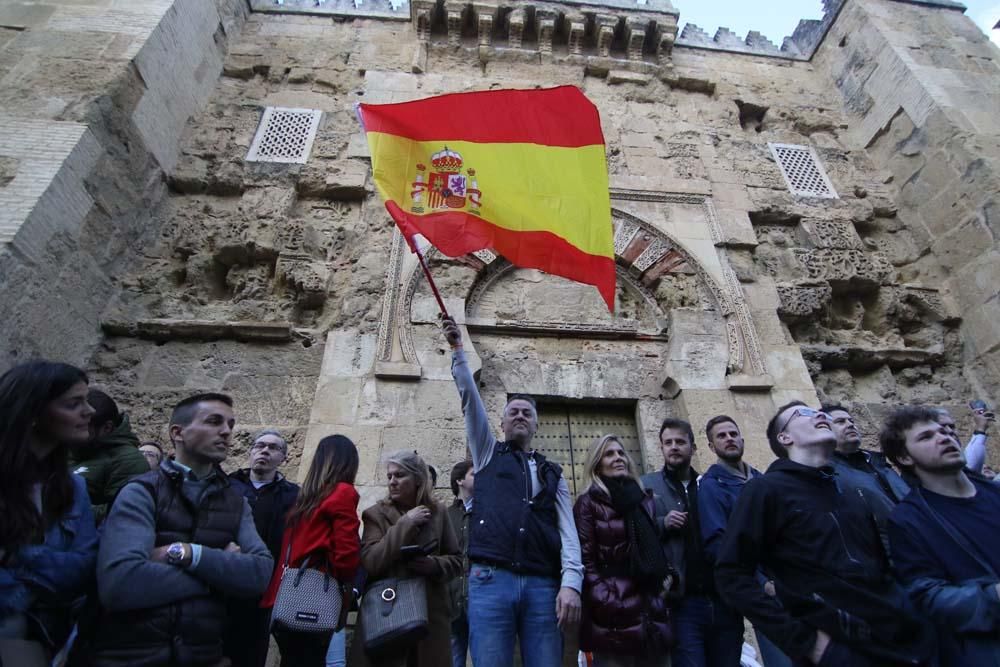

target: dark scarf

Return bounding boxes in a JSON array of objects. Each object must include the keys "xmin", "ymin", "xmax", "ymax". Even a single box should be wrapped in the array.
[
  {"xmin": 603, "ymin": 476, "xmax": 672, "ymax": 584},
  {"xmin": 663, "ymin": 465, "xmax": 712, "ymax": 594}
]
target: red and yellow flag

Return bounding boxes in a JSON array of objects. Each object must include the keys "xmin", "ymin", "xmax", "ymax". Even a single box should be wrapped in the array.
[{"xmin": 358, "ymin": 86, "xmax": 615, "ymax": 311}]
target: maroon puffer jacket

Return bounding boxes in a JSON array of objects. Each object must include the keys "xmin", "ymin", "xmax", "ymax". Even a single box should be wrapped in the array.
[{"xmin": 573, "ymin": 485, "xmax": 673, "ymax": 655}]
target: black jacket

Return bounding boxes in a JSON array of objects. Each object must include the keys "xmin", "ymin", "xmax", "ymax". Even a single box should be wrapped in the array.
[
  {"xmin": 228, "ymin": 469, "xmax": 299, "ymax": 560},
  {"xmin": 715, "ymin": 458, "xmax": 936, "ymax": 664}
]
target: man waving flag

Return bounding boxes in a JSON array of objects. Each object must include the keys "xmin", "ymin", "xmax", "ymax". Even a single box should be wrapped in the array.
[{"xmin": 357, "ymin": 86, "xmax": 616, "ymax": 312}]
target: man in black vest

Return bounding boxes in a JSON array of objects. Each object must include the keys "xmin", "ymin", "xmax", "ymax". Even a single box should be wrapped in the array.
[
  {"xmin": 93, "ymin": 393, "xmax": 274, "ymax": 667},
  {"xmin": 444, "ymin": 318, "xmax": 583, "ymax": 667}
]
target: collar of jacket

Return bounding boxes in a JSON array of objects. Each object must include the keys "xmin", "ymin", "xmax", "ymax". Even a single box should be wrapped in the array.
[
  {"xmin": 661, "ymin": 465, "xmax": 699, "ymax": 485},
  {"xmin": 451, "ymin": 496, "xmax": 472, "ymax": 514},
  {"xmin": 230, "ymin": 468, "xmax": 288, "ymax": 487},
  {"xmin": 766, "ymin": 457, "xmax": 838, "ymax": 481},
  {"xmin": 704, "ymin": 462, "xmax": 758, "ymax": 484},
  {"xmin": 161, "ymin": 458, "xmax": 229, "ymax": 486},
  {"xmin": 833, "ymin": 449, "xmax": 872, "ymax": 465},
  {"xmin": 907, "ymin": 481, "xmax": 999, "ymax": 578},
  {"xmin": 72, "ymin": 413, "xmax": 141, "ymax": 459}
]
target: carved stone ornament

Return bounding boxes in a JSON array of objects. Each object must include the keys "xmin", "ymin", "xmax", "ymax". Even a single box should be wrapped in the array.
[
  {"xmin": 374, "ymin": 192, "xmax": 769, "ymax": 380},
  {"xmin": 776, "ymin": 282, "xmax": 833, "ymax": 319}
]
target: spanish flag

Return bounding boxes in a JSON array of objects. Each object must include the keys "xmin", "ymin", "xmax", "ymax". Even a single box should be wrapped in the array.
[{"xmin": 358, "ymin": 86, "xmax": 615, "ymax": 312}]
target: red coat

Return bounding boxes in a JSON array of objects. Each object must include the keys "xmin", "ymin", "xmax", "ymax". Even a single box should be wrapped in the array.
[
  {"xmin": 261, "ymin": 482, "xmax": 361, "ymax": 608},
  {"xmin": 573, "ymin": 485, "xmax": 672, "ymax": 655}
]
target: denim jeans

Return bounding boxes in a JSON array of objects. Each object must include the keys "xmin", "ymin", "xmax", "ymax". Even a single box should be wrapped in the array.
[
  {"xmin": 755, "ymin": 628, "xmax": 792, "ymax": 667},
  {"xmin": 670, "ymin": 595, "xmax": 744, "ymax": 667},
  {"xmin": 467, "ymin": 563, "xmax": 562, "ymax": 667},
  {"xmin": 451, "ymin": 613, "xmax": 470, "ymax": 667},
  {"xmin": 325, "ymin": 629, "xmax": 346, "ymax": 667}
]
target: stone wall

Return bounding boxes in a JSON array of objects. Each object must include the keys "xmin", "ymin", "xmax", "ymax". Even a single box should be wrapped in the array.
[
  {"xmin": 0, "ymin": 0, "xmax": 249, "ymax": 373},
  {"xmin": 813, "ymin": 0, "xmax": 1000, "ymax": 452},
  {"xmin": 5, "ymin": 0, "xmax": 997, "ymax": 484},
  {"xmin": 96, "ymin": 0, "xmax": 987, "ymax": 493}
]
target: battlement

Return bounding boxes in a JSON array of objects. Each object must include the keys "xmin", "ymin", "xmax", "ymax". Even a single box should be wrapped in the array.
[{"xmin": 250, "ymin": 0, "xmax": 969, "ymax": 61}]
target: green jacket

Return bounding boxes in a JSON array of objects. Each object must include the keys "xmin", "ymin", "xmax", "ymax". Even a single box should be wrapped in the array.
[{"xmin": 68, "ymin": 414, "xmax": 150, "ymax": 523}]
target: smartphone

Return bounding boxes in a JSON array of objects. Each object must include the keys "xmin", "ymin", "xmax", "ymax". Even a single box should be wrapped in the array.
[
  {"xmin": 970, "ymin": 400, "xmax": 990, "ymax": 411},
  {"xmin": 400, "ymin": 544, "xmax": 423, "ymax": 558}
]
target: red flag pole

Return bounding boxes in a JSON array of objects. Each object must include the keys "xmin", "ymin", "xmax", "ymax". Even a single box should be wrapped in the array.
[{"xmin": 412, "ymin": 243, "xmax": 450, "ymax": 320}]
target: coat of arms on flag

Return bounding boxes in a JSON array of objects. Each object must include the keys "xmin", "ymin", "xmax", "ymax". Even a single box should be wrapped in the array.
[
  {"xmin": 410, "ymin": 148, "xmax": 482, "ymax": 215},
  {"xmin": 358, "ymin": 86, "xmax": 615, "ymax": 311}
]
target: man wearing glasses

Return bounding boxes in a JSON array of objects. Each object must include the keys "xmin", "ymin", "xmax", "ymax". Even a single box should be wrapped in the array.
[
  {"xmin": 226, "ymin": 430, "xmax": 300, "ymax": 667},
  {"xmin": 715, "ymin": 401, "xmax": 936, "ymax": 667}
]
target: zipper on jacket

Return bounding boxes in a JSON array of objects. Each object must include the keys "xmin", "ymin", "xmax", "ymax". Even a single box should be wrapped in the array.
[{"xmin": 828, "ymin": 511, "xmax": 860, "ymax": 565}]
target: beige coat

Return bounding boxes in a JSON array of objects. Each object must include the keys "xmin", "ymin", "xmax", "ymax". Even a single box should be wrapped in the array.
[{"xmin": 349, "ymin": 499, "xmax": 462, "ymax": 667}]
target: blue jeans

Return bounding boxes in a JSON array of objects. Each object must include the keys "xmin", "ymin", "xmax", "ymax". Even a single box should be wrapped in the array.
[
  {"xmin": 325, "ymin": 629, "xmax": 345, "ymax": 667},
  {"xmin": 671, "ymin": 595, "xmax": 745, "ymax": 667},
  {"xmin": 451, "ymin": 612, "xmax": 470, "ymax": 667},
  {"xmin": 467, "ymin": 563, "xmax": 562, "ymax": 667},
  {"xmin": 756, "ymin": 628, "xmax": 792, "ymax": 667}
]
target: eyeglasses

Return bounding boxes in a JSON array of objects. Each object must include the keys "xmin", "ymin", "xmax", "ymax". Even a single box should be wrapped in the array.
[
  {"xmin": 251, "ymin": 442, "xmax": 286, "ymax": 453},
  {"xmin": 777, "ymin": 407, "xmax": 830, "ymax": 435}
]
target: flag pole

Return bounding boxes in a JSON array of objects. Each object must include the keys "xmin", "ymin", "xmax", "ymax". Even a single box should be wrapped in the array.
[{"xmin": 412, "ymin": 243, "xmax": 450, "ymax": 320}]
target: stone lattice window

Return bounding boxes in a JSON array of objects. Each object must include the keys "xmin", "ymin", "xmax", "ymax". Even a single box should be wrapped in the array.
[
  {"xmin": 246, "ymin": 107, "xmax": 322, "ymax": 164},
  {"xmin": 768, "ymin": 143, "xmax": 838, "ymax": 199}
]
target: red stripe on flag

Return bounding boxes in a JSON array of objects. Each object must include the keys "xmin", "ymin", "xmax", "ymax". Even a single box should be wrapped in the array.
[
  {"xmin": 386, "ymin": 201, "xmax": 615, "ymax": 311},
  {"xmin": 360, "ymin": 87, "xmax": 605, "ymax": 148}
]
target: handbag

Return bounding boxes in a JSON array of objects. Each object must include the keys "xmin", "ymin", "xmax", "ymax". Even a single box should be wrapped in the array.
[
  {"xmin": 360, "ymin": 577, "xmax": 429, "ymax": 655},
  {"xmin": 270, "ymin": 544, "xmax": 344, "ymax": 634}
]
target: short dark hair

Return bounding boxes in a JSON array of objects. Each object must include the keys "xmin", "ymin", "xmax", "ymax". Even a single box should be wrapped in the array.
[
  {"xmin": 705, "ymin": 415, "xmax": 739, "ymax": 441},
  {"xmin": 659, "ymin": 418, "xmax": 695, "ymax": 447},
  {"xmin": 450, "ymin": 460, "xmax": 474, "ymax": 496},
  {"xmin": 821, "ymin": 403, "xmax": 850, "ymax": 416},
  {"xmin": 140, "ymin": 441, "xmax": 163, "ymax": 455},
  {"xmin": 766, "ymin": 400, "xmax": 807, "ymax": 459},
  {"xmin": 170, "ymin": 393, "xmax": 233, "ymax": 427},
  {"xmin": 879, "ymin": 405, "xmax": 942, "ymax": 470},
  {"xmin": 428, "ymin": 465, "xmax": 438, "ymax": 487},
  {"xmin": 506, "ymin": 394, "xmax": 538, "ymax": 412},
  {"xmin": 88, "ymin": 389, "xmax": 120, "ymax": 431}
]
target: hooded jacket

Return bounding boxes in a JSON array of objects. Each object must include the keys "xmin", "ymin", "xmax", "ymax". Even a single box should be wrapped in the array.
[
  {"xmin": 715, "ymin": 458, "xmax": 936, "ymax": 664},
  {"xmin": 69, "ymin": 414, "xmax": 150, "ymax": 523},
  {"xmin": 888, "ymin": 478, "xmax": 1000, "ymax": 667}
]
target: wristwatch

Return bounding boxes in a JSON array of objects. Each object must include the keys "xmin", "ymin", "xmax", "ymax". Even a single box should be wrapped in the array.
[{"xmin": 166, "ymin": 542, "xmax": 186, "ymax": 566}]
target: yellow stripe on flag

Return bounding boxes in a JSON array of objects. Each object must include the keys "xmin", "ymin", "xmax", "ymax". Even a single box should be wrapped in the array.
[{"xmin": 365, "ymin": 132, "xmax": 613, "ymax": 260}]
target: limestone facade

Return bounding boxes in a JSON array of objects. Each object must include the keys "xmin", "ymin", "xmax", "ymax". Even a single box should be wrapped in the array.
[{"xmin": 1, "ymin": 0, "xmax": 999, "ymax": 497}]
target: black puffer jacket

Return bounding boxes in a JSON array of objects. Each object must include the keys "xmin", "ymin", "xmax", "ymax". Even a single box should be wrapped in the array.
[{"xmin": 573, "ymin": 486, "xmax": 672, "ymax": 655}]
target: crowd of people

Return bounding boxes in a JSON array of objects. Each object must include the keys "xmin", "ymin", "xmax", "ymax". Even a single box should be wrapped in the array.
[{"xmin": 2, "ymin": 317, "xmax": 999, "ymax": 667}]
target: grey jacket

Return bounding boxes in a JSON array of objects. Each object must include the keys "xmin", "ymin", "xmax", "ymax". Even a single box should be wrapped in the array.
[
  {"xmin": 97, "ymin": 462, "xmax": 273, "ymax": 612},
  {"xmin": 640, "ymin": 468, "xmax": 688, "ymax": 595}
]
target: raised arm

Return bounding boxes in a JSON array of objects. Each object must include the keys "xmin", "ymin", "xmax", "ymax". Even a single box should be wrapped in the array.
[{"xmin": 444, "ymin": 317, "xmax": 497, "ymax": 471}]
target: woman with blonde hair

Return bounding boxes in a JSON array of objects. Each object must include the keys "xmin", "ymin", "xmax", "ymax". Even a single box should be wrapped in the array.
[
  {"xmin": 261, "ymin": 434, "xmax": 361, "ymax": 667},
  {"xmin": 350, "ymin": 450, "xmax": 462, "ymax": 667},
  {"xmin": 573, "ymin": 434, "xmax": 674, "ymax": 667}
]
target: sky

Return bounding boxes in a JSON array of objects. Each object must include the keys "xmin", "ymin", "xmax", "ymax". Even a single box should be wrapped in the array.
[{"xmin": 673, "ymin": 0, "xmax": 1000, "ymax": 47}]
